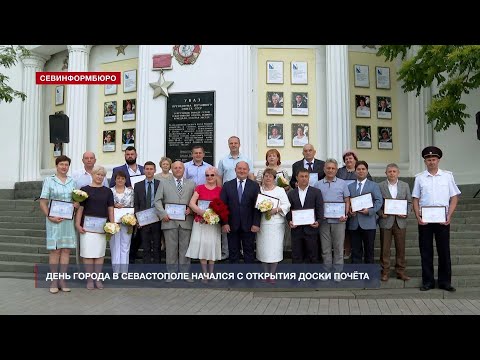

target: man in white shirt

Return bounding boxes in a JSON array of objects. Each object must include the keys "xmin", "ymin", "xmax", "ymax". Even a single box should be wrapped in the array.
[
  {"xmin": 412, "ymin": 146, "xmax": 461, "ymax": 292},
  {"xmin": 72, "ymin": 151, "xmax": 108, "ymax": 188}
]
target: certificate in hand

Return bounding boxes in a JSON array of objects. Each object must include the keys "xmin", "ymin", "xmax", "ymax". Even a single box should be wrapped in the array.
[
  {"xmin": 324, "ymin": 202, "xmax": 346, "ymax": 219},
  {"xmin": 291, "ymin": 208, "xmax": 315, "ymax": 226},
  {"xmin": 255, "ymin": 193, "xmax": 280, "ymax": 209},
  {"xmin": 421, "ymin": 206, "xmax": 446, "ymax": 223},
  {"xmin": 130, "ymin": 175, "xmax": 146, "ymax": 188},
  {"xmin": 165, "ymin": 203, "xmax": 187, "ymax": 221},
  {"xmin": 384, "ymin": 199, "xmax": 407, "ymax": 216},
  {"xmin": 308, "ymin": 173, "xmax": 318, "ymax": 186},
  {"xmin": 114, "ymin": 207, "xmax": 135, "ymax": 223},
  {"xmin": 351, "ymin": 193, "xmax": 373, "ymax": 212},
  {"xmin": 135, "ymin": 208, "xmax": 160, "ymax": 226},
  {"xmin": 83, "ymin": 216, "xmax": 107, "ymax": 233},
  {"xmin": 198, "ymin": 200, "xmax": 211, "ymax": 211},
  {"xmin": 48, "ymin": 200, "xmax": 74, "ymax": 220}
]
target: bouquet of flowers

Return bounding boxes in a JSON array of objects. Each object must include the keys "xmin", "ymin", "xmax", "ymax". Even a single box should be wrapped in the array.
[
  {"xmin": 209, "ymin": 198, "xmax": 230, "ymax": 223},
  {"xmin": 104, "ymin": 222, "xmax": 120, "ymax": 241},
  {"xmin": 202, "ymin": 208, "xmax": 220, "ymax": 225},
  {"xmin": 121, "ymin": 213, "xmax": 137, "ymax": 234},
  {"xmin": 276, "ymin": 175, "xmax": 289, "ymax": 188},
  {"xmin": 257, "ymin": 199, "xmax": 274, "ymax": 220},
  {"xmin": 72, "ymin": 189, "xmax": 88, "ymax": 202}
]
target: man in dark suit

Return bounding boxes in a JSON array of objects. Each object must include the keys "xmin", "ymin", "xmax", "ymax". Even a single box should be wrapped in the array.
[
  {"xmin": 290, "ymin": 144, "xmax": 325, "ymax": 188},
  {"xmin": 286, "ymin": 168, "xmax": 324, "ymax": 263},
  {"xmin": 377, "ymin": 98, "xmax": 391, "ymax": 112},
  {"xmin": 220, "ymin": 161, "xmax": 261, "ymax": 263},
  {"xmin": 293, "ymin": 94, "xmax": 308, "ymax": 108},
  {"xmin": 134, "ymin": 161, "xmax": 161, "ymax": 264},
  {"xmin": 110, "ymin": 146, "xmax": 145, "ymax": 188}
]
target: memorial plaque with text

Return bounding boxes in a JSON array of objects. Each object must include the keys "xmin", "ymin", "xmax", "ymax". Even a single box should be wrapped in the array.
[{"xmin": 166, "ymin": 92, "xmax": 215, "ymax": 165}]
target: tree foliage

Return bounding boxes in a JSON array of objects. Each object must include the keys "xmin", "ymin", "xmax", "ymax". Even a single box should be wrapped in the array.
[
  {"xmin": 0, "ymin": 45, "xmax": 30, "ymax": 103},
  {"xmin": 377, "ymin": 45, "xmax": 480, "ymax": 132}
]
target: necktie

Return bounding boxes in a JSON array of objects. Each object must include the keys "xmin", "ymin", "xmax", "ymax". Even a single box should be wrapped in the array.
[
  {"xmin": 177, "ymin": 179, "xmax": 182, "ymax": 194},
  {"xmin": 307, "ymin": 162, "xmax": 313, "ymax": 172},
  {"xmin": 357, "ymin": 182, "xmax": 362, "ymax": 195},
  {"xmin": 238, "ymin": 180, "xmax": 244, "ymax": 203},
  {"xmin": 147, "ymin": 181, "xmax": 153, "ymax": 208}
]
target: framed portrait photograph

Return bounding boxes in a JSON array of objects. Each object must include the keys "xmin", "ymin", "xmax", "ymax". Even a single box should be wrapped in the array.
[
  {"xmin": 355, "ymin": 95, "xmax": 371, "ymax": 118},
  {"xmin": 123, "ymin": 99, "xmax": 136, "ymax": 121},
  {"xmin": 376, "ymin": 66, "xmax": 390, "ymax": 89},
  {"xmin": 266, "ymin": 123, "xmax": 285, "ymax": 147},
  {"xmin": 266, "ymin": 61, "xmax": 283, "ymax": 84},
  {"xmin": 266, "ymin": 91, "xmax": 284, "ymax": 115},
  {"xmin": 104, "ymin": 101, "xmax": 117, "ymax": 123},
  {"xmin": 103, "ymin": 130, "xmax": 116, "ymax": 152},
  {"xmin": 291, "ymin": 61, "xmax": 308, "ymax": 84},
  {"xmin": 53, "ymin": 143, "xmax": 62, "ymax": 157},
  {"xmin": 55, "ymin": 85, "xmax": 64, "ymax": 106},
  {"xmin": 104, "ymin": 84, "xmax": 117, "ymax": 96},
  {"xmin": 291, "ymin": 92, "xmax": 309, "ymax": 116},
  {"xmin": 123, "ymin": 69, "xmax": 137, "ymax": 93},
  {"xmin": 354, "ymin": 64, "xmax": 370, "ymax": 88},
  {"xmin": 377, "ymin": 96, "xmax": 392, "ymax": 119},
  {"xmin": 292, "ymin": 123, "xmax": 309, "ymax": 147},
  {"xmin": 378, "ymin": 127, "xmax": 393, "ymax": 150},
  {"xmin": 356, "ymin": 125, "xmax": 372, "ymax": 149},
  {"xmin": 122, "ymin": 128, "xmax": 135, "ymax": 150}
]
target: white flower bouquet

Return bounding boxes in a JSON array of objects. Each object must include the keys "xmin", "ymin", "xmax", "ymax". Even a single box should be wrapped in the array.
[
  {"xmin": 104, "ymin": 222, "xmax": 120, "ymax": 240},
  {"xmin": 276, "ymin": 175, "xmax": 289, "ymax": 188},
  {"xmin": 121, "ymin": 213, "xmax": 137, "ymax": 234},
  {"xmin": 72, "ymin": 189, "xmax": 88, "ymax": 202},
  {"xmin": 202, "ymin": 208, "xmax": 220, "ymax": 225},
  {"xmin": 257, "ymin": 199, "xmax": 274, "ymax": 220}
]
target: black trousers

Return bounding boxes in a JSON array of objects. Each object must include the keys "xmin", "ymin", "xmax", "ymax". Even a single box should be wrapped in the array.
[
  {"xmin": 418, "ymin": 223, "xmax": 451, "ymax": 287},
  {"xmin": 227, "ymin": 231, "xmax": 255, "ymax": 264},
  {"xmin": 350, "ymin": 227, "xmax": 375, "ymax": 264},
  {"xmin": 128, "ymin": 228, "xmax": 142, "ymax": 264},
  {"xmin": 140, "ymin": 223, "xmax": 161, "ymax": 264},
  {"xmin": 291, "ymin": 233, "xmax": 318, "ymax": 263}
]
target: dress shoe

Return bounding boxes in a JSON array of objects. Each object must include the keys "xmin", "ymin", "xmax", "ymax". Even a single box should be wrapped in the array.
[
  {"xmin": 420, "ymin": 284, "xmax": 434, "ymax": 291},
  {"xmin": 165, "ymin": 278, "xmax": 174, "ymax": 283},
  {"xmin": 95, "ymin": 281, "xmax": 104, "ymax": 290},
  {"xmin": 49, "ymin": 287, "xmax": 59, "ymax": 294},
  {"xmin": 439, "ymin": 285, "xmax": 456, "ymax": 292},
  {"xmin": 396, "ymin": 274, "xmax": 411, "ymax": 281},
  {"xmin": 86, "ymin": 282, "xmax": 95, "ymax": 290},
  {"xmin": 381, "ymin": 274, "xmax": 389, "ymax": 281},
  {"xmin": 184, "ymin": 278, "xmax": 194, "ymax": 283},
  {"xmin": 60, "ymin": 287, "xmax": 71, "ymax": 292}
]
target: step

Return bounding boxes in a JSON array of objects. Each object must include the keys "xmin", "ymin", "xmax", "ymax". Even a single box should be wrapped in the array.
[
  {"xmin": 0, "ymin": 216, "xmax": 45, "ymax": 224},
  {"xmin": 0, "ymin": 261, "xmax": 35, "ymax": 273},
  {"xmin": 0, "ymin": 222, "xmax": 45, "ymax": 230},
  {"xmin": 0, "ymin": 210, "xmax": 44, "ymax": 218},
  {"xmin": 0, "ymin": 229, "xmax": 46, "ymax": 237},
  {"xmin": 374, "ymin": 246, "xmax": 480, "ymax": 256},
  {"xmin": 0, "ymin": 243, "xmax": 49, "ymax": 254},
  {"xmin": 0, "ymin": 190, "xmax": 14, "ymax": 200},
  {"xmin": 0, "ymin": 251, "xmax": 77, "ymax": 264}
]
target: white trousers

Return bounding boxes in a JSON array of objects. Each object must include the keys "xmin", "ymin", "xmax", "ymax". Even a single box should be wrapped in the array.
[{"xmin": 109, "ymin": 224, "xmax": 132, "ymax": 273}]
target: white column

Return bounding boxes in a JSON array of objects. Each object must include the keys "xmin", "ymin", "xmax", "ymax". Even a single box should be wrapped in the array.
[
  {"xmin": 233, "ymin": 45, "xmax": 254, "ymax": 163},
  {"xmin": 325, "ymin": 45, "xmax": 350, "ymax": 163},
  {"xmin": 20, "ymin": 53, "xmax": 50, "ymax": 181},
  {"xmin": 64, "ymin": 45, "xmax": 92, "ymax": 171},
  {"xmin": 407, "ymin": 47, "xmax": 433, "ymax": 175},
  {"xmin": 136, "ymin": 45, "xmax": 152, "ymax": 165}
]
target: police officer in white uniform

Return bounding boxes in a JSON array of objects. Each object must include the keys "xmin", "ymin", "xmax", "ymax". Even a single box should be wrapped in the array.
[{"xmin": 412, "ymin": 146, "xmax": 461, "ymax": 292}]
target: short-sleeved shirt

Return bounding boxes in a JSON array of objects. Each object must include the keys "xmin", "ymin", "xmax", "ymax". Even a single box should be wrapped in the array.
[
  {"xmin": 72, "ymin": 168, "xmax": 109, "ymax": 189},
  {"xmin": 184, "ymin": 160, "xmax": 212, "ymax": 186},
  {"xmin": 336, "ymin": 166, "xmax": 373, "ymax": 186},
  {"xmin": 79, "ymin": 185, "xmax": 114, "ymax": 226},
  {"xmin": 412, "ymin": 169, "xmax": 461, "ymax": 212},
  {"xmin": 314, "ymin": 177, "xmax": 350, "ymax": 224},
  {"xmin": 217, "ymin": 153, "xmax": 253, "ymax": 184}
]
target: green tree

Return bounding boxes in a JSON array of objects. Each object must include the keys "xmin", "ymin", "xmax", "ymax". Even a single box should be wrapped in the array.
[
  {"xmin": 377, "ymin": 45, "xmax": 480, "ymax": 132},
  {"xmin": 0, "ymin": 45, "xmax": 30, "ymax": 103}
]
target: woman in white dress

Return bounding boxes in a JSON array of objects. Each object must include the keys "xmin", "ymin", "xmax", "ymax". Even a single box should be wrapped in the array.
[
  {"xmin": 110, "ymin": 171, "xmax": 134, "ymax": 273},
  {"xmin": 186, "ymin": 167, "xmax": 222, "ymax": 284},
  {"xmin": 256, "ymin": 168, "xmax": 291, "ymax": 284},
  {"xmin": 75, "ymin": 165, "xmax": 114, "ymax": 290}
]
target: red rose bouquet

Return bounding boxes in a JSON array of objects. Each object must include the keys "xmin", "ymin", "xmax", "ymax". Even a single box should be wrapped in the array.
[{"xmin": 209, "ymin": 197, "xmax": 229, "ymax": 223}]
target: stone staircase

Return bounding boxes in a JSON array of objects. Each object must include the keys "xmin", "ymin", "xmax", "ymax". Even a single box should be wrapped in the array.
[{"xmin": 0, "ymin": 181, "xmax": 479, "ymax": 295}]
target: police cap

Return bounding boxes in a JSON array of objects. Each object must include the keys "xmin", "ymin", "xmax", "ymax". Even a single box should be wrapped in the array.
[{"xmin": 421, "ymin": 146, "xmax": 442, "ymax": 159}]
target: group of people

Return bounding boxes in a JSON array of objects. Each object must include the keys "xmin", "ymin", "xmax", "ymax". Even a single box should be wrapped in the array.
[{"xmin": 40, "ymin": 136, "xmax": 460, "ymax": 292}]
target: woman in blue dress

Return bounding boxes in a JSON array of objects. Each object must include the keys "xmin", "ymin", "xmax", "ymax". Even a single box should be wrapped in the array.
[{"xmin": 39, "ymin": 155, "xmax": 78, "ymax": 294}]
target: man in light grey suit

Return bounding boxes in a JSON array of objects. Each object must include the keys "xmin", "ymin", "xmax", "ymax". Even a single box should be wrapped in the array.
[
  {"xmin": 154, "ymin": 161, "xmax": 196, "ymax": 281},
  {"xmin": 377, "ymin": 164, "xmax": 412, "ymax": 281},
  {"xmin": 347, "ymin": 161, "xmax": 383, "ymax": 264}
]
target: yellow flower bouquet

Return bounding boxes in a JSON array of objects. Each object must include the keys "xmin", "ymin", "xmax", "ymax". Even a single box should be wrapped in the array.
[
  {"xmin": 104, "ymin": 222, "xmax": 120, "ymax": 240},
  {"xmin": 121, "ymin": 213, "xmax": 137, "ymax": 234}
]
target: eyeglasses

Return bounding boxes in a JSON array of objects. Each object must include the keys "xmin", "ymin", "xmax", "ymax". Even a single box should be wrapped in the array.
[{"xmin": 205, "ymin": 174, "xmax": 216, "ymax": 177}]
